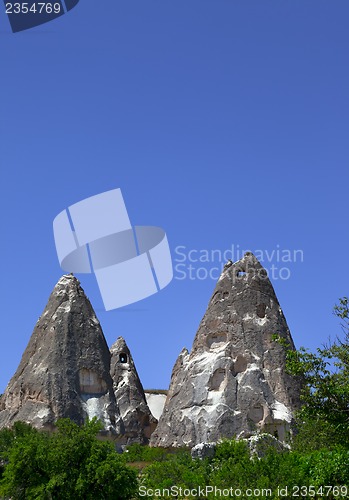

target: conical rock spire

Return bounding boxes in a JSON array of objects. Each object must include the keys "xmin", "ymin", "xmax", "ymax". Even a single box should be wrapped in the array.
[
  {"xmin": 0, "ymin": 275, "xmax": 120, "ymax": 434},
  {"xmin": 150, "ymin": 253, "xmax": 301, "ymax": 447},
  {"xmin": 110, "ymin": 337, "xmax": 157, "ymax": 444}
]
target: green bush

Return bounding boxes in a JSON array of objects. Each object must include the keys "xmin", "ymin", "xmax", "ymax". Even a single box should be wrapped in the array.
[
  {"xmin": 141, "ymin": 452, "xmax": 208, "ymax": 499},
  {"xmin": 125, "ymin": 442, "xmax": 169, "ymax": 463},
  {"xmin": 214, "ymin": 438, "xmax": 249, "ymax": 461},
  {"xmin": 0, "ymin": 418, "xmax": 138, "ymax": 500},
  {"xmin": 303, "ymin": 448, "xmax": 349, "ymax": 487},
  {"xmin": 292, "ymin": 418, "xmax": 347, "ymax": 452},
  {"xmin": 141, "ymin": 438, "xmax": 349, "ymax": 500}
]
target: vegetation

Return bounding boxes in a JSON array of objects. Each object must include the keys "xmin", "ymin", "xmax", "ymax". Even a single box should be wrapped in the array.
[
  {"xmin": 0, "ymin": 419, "xmax": 137, "ymax": 500},
  {"xmin": 124, "ymin": 442, "xmax": 174, "ymax": 464},
  {"xmin": 137, "ymin": 441, "xmax": 349, "ymax": 499},
  {"xmin": 0, "ymin": 299, "xmax": 348, "ymax": 499},
  {"xmin": 275, "ymin": 296, "xmax": 349, "ymax": 450},
  {"xmin": 143, "ymin": 389, "xmax": 168, "ymax": 395}
]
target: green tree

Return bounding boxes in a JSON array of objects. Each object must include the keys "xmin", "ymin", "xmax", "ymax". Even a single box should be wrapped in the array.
[
  {"xmin": 142, "ymin": 451, "xmax": 208, "ymax": 499},
  {"xmin": 0, "ymin": 418, "xmax": 138, "ymax": 500},
  {"xmin": 276, "ymin": 297, "xmax": 349, "ymax": 449},
  {"xmin": 0, "ymin": 423, "xmax": 49, "ymax": 499}
]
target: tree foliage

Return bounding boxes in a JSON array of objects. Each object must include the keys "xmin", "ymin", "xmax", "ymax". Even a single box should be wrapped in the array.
[
  {"xmin": 0, "ymin": 418, "xmax": 137, "ymax": 500},
  {"xmin": 275, "ymin": 297, "xmax": 349, "ymax": 449},
  {"xmin": 141, "ymin": 441, "xmax": 349, "ymax": 499}
]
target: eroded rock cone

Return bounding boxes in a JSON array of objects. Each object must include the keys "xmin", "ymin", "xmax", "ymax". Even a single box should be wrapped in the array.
[
  {"xmin": 0, "ymin": 275, "xmax": 121, "ymax": 434},
  {"xmin": 150, "ymin": 252, "xmax": 301, "ymax": 447},
  {"xmin": 110, "ymin": 337, "xmax": 157, "ymax": 444}
]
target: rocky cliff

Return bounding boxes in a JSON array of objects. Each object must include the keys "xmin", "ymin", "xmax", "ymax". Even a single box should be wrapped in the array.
[{"xmin": 150, "ymin": 253, "xmax": 301, "ymax": 447}]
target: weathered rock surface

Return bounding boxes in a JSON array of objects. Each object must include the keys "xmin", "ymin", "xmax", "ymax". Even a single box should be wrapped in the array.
[
  {"xmin": 191, "ymin": 434, "xmax": 289, "ymax": 460},
  {"xmin": 0, "ymin": 275, "xmax": 121, "ymax": 434},
  {"xmin": 150, "ymin": 253, "xmax": 301, "ymax": 448},
  {"xmin": 244, "ymin": 433, "xmax": 290, "ymax": 458},
  {"xmin": 111, "ymin": 337, "xmax": 157, "ymax": 444},
  {"xmin": 191, "ymin": 442, "xmax": 216, "ymax": 460}
]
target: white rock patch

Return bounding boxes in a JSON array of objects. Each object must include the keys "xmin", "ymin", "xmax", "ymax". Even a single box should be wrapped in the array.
[{"xmin": 271, "ymin": 400, "xmax": 292, "ymax": 423}]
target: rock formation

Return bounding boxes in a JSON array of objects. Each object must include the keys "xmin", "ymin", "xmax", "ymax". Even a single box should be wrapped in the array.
[
  {"xmin": 0, "ymin": 274, "xmax": 157, "ymax": 444},
  {"xmin": 0, "ymin": 275, "xmax": 121, "ymax": 434},
  {"xmin": 110, "ymin": 337, "xmax": 157, "ymax": 444},
  {"xmin": 150, "ymin": 252, "xmax": 301, "ymax": 448}
]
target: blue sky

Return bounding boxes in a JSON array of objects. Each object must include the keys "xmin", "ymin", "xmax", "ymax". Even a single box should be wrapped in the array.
[{"xmin": 1, "ymin": 0, "xmax": 348, "ymax": 393}]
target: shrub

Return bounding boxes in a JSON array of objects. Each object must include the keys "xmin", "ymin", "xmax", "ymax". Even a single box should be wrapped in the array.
[{"xmin": 0, "ymin": 418, "xmax": 138, "ymax": 500}]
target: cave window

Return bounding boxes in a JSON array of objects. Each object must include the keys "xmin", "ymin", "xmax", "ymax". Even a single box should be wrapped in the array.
[
  {"xmin": 119, "ymin": 353, "xmax": 128, "ymax": 363},
  {"xmin": 236, "ymin": 270, "xmax": 246, "ymax": 277},
  {"xmin": 256, "ymin": 304, "xmax": 267, "ymax": 318}
]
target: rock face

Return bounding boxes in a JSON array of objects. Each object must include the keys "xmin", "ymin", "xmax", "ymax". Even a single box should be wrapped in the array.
[
  {"xmin": 0, "ymin": 275, "xmax": 121, "ymax": 434},
  {"xmin": 0, "ymin": 275, "xmax": 157, "ymax": 444},
  {"xmin": 110, "ymin": 337, "xmax": 157, "ymax": 444},
  {"xmin": 150, "ymin": 253, "xmax": 301, "ymax": 448},
  {"xmin": 191, "ymin": 442, "xmax": 216, "ymax": 460}
]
